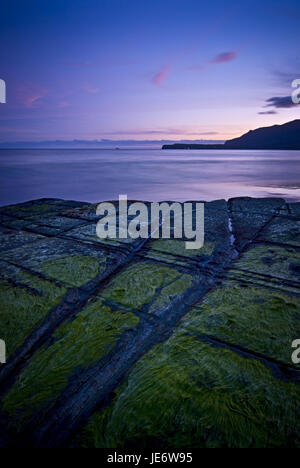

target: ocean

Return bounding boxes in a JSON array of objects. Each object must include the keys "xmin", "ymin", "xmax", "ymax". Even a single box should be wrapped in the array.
[{"xmin": 1, "ymin": 148, "xmax": 300, "ymax": 206}]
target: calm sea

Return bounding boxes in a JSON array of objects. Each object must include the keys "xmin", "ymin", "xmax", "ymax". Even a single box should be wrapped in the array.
[{"xmin": 1, "ymin": 148, "xmax": 300, "ymax": 206}]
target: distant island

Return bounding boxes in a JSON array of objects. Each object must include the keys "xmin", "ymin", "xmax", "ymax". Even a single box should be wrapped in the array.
[
  {"xmin": 0, "ymin": 138, "xmax": 224, "ymax": 149},
  {"xmin": 162, "ymin": 119, "xmax": 300, "ymax": 150}
]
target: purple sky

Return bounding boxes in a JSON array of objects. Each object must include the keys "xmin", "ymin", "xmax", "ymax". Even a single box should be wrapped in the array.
[{"xmin": 0, "ymin": 0, "xmax": 299, "ymax": 142}]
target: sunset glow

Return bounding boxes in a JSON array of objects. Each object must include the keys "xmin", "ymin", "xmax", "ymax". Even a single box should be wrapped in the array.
[{"xmin": 0, "ymin": 0, "xmax": 299, "ymax": 143}]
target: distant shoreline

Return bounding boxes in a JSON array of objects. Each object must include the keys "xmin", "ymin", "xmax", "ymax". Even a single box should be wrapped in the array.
[
  {"xmin": 162, "ymin": 144, "xmax": 300, "ymax": 150},
  {"xmin": 163, "ymin": 120, "xmax": 300, "ymax": 150}
]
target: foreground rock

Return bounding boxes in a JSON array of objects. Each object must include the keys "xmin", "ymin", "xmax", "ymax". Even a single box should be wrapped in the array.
[{"xmin": 0, "ymin": 197, "xmax": 299, "ymax": 448}]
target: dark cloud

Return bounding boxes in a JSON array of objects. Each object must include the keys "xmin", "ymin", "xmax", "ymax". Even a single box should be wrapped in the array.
[
  {"xmin": 258, "ymin": 110, "xmax": 277, "ymax": 115},
  {"xmin": 210, "ymin": 52, "xmax": 237, "ymax": 64},
  {"xmin": 265, "ymin": 96, "xmax": 295, "ymax": 108},
  {"xmin": 258, "ymin": 93, "xmax": 299, "ymax": 115}
]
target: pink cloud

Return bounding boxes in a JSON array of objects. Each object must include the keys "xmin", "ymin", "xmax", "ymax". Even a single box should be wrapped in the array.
[
  {"xmin": 189, "ymin": 51, "xmax": 238, "ymax": 72},
  {"xmin": 16, "ymin": 84, "xmax": 48, "ymax": 108},
  {"xmin": 210, "ymin": 51, "xmax": 237, "ymax": 64},
  {"xmin": 152, "ymin": 65, "xmax": 171, "ymax": 86},
  {"xmin": 24, "ymin": 93, "xmax": 44, "ymax": 107}
]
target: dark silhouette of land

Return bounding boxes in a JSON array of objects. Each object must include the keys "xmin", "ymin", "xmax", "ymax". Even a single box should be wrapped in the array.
[{"xmin": 162, "ymin": 120, "xmax": 300, "ymax": 150}]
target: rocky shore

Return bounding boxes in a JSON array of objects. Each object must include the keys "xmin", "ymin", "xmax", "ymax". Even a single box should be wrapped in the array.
[{"xmin": 0, "ymin": 196, "xmax": 299, "ymax": 448}]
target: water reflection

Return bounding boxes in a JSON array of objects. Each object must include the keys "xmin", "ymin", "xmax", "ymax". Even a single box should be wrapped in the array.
[{"xmin": 0, "ymin": 148, "xmax": 300, "ymax": 205}]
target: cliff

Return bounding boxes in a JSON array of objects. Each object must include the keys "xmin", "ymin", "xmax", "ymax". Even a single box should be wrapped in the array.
[{"xmin": 162, "ymin": 120, "xmax": 300, "ymax": 150}]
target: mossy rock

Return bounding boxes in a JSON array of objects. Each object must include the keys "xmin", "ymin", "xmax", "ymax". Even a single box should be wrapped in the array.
[{"xmin": 0, "ymin": 197, "xmax": 299, "ymax": 448}]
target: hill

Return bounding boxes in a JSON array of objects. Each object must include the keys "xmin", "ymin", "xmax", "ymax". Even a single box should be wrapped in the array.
[
  {"xmin": 225, "ymin": 119, "xmax": 300, "ymax": 149},
  {"xmin": 162, "ymin": 120, "xmax": 300, "ymax": 150}
]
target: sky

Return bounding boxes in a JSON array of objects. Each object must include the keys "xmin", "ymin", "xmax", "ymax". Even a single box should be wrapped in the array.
[{"xmin": 0, "ymin": 0, "xmax": 299, "ymax": 142}]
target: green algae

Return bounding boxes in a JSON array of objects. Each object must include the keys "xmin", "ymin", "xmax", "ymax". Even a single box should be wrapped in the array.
[
  {"xmin": 2, "ymin": 238, "xmax": 111, "ymax": 289},
  {"xmin": 102, "ymin": 262, "xmax": 193, "ymax": 313},
  {"xmin": 234, "ymin": 244, "xmax": 300, "ymax": 282},
  {"xmin": 149, "ymin": 239, "xmax": 215, "ymax": 258},
  {"xmin": 40, "ymin": 255, "xmax": 102, "ymax": 287},
  {"xmin": 80, "ymin": 331, "xmax": 300, "ymax": 448},
  {"xmin": 2, "ymin": 298, "xmax": 139, "ymax": 428},
  {"xmin": 180, "ymin": 281, "xmax": 300, "ymax": 364},
  {"xmin": 0, "ymin": 274, "xmax": 66, "ymax": 358},
  {"xmin": 227, "ymin": 269, "xmax": 300, "ymax": 294},
  {"xmin": 148, "ymin": 274, "xmax": 194, "ymax": 314},
  {"xmin": 20, "ymin": 204, "xmax": 57, "ymax": 213},
  {"xmin": 4, "ymin": 203, "xmax": 60, "ymax": 218},
  {"xmin": 1, "ymin": 196, "xmax": 300, "ymax": 448},
  {"xmin": 142, "ymin": 250, "xmax": 190, "ymax": 267}
]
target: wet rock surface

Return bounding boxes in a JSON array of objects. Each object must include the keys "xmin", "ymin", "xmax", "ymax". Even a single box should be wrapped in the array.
[{"xmin": 0, "ymin": 197, "xmax": 299, "ymax": 448}]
